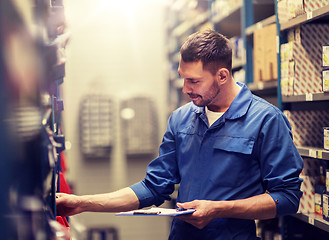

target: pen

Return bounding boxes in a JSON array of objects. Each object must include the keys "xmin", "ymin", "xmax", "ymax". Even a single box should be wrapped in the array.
[
  {"xmin": 176, "ymin": 208, "xmax": 187, "ymax": 211},
  {"xmin": 133, "ymin": 210, "xmax": 160, "ymax": 215}
]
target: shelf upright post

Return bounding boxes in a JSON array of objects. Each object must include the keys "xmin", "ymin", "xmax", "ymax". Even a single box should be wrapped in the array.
[
  {"xmin": 274, "ymin": 0, "xmax": 283, "ymax": 110},
  {"xmin": 241, "ymin": 0, "xmax": 254, "ymax": 85},
  {"xmin": 0, "ymin": 29, "xmax": 13, "ymax": 240},
  {"xmin": 274, "ymin": 4, "xmax": 287, "ymax": 236}
]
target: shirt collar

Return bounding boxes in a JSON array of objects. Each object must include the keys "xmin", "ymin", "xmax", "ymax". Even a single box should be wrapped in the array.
[
  {"xmin": 189, "ymin": 82, "xmax": 252, "ymax": 120},
  {"xmin": 224, "ymin": 82, "xmax": 252, "ymax": 120}
]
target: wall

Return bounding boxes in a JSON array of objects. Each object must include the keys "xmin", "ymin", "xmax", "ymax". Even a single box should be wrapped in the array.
[{"xmin": 62, "ymin": 0, "xmax": 171, "ymax": 239}]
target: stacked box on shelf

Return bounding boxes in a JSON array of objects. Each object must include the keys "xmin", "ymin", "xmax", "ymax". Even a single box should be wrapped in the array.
[
  {"xmin": 280, "ymin": 24, "xmax": 329, "ymax": 96},
  {"xmin": 280, "ymin": 51, "xmax": 295, "ymax": 96},
  {"xmin": 323, "ymin": 69, "xmax": 329, "ymax": 92},
  {"xmin": 324, "ymin": 127, "xmax": 329, "ymax": 150},
  {"xmin": 323, "ymin": 45, "xmax": 329, "ymax": 67},
  {"xmin": 277, "ymin": 0, "xmax": 305, "ymax": 23},
  {"xmin": 315, "ymin": 184, "xmax": 325, "ymax": 215},
  {"xmin": 253, "ymin": 27, "xmax": 264, "ymax": 82},
  {"xmin": 277, "ymin": 0, "xmax": 289, "ymax": 23},
  {"xmin": 211, "ymin": 0, "xmax": 242, "ymax": 19},
  {"xmin": 304, "ymin": 0, "xmax": 329, "ymax": 12},
  {"xmin": 324, "ymin": 194, "xmax": 329, "ymax": 221},
  {"xmin": 322, "ymin": 45, "xmax": 329, "ymax": 91},
  {"xmin": 298, "ymin": 157, "xmax": 329, "ymax": 216},
  {"xmin": 280, "ymin": 26, "xmax": 297, "ymax": 96},
  {"xmin": 299, "ymin": 176, "xmax": 316, "ymax": 214},
  {"xmin": 299, "ymin": 157, "xmax": 321, "ymax": 214},
  {"xmin": 324, "ymin": 161, "xmax": 329, "ymax": 222},
  {"xmin": 277, "ymin": 0, "xmax": 329, "ymax": 24},
  {"xmin": 283, "ymin": 109, "xmax": 329, "ymax": 147},
  {"xmin": 253, "ymin": 24, "xmax": 277, "ymax": 83}
]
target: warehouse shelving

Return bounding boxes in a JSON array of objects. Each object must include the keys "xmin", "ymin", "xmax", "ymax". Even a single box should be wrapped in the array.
[
  {"xmin": 172, "ymin": 11, "xmax": 209, "ymax": 38},
  {"xmin": 282, "ymin": 92, "xmax": 329, "ymax": 103},
  {"xmin": 245, "ymin": 14, "xmax": 276, "ymax": 35},
  {"xmin": 212, "ymin": 0, "xmax": 275, "ymax": 38},
  {"xmin": 280, "ymin": 4, "xmax": 329, "ymax": 31},
  {"xmin": 291, "ymin": 213, "xmax": 329, "ymax": 233},
  {"xmin": 275, "ymin": 1, "xmax": 329, "ymax": 239},
  {"xmin": 297, "ymin": 146, "xmax": 329, "ymax": 161},
  {"xmin": 292, "ymin": 145, "xmax": 329, "ymax": 235},
  {"xmin": 247, "ymin": 80, "xmax": 277, "ymax": 94},
  {"xmin": 212, "ymin": 4, "xmax": 242, "ymax": 37}
]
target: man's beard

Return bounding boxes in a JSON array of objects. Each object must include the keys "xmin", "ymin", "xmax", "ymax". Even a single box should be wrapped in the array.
[{"xmin": 191, "ymin": 84, "xmax": 221, "ymax": 107}]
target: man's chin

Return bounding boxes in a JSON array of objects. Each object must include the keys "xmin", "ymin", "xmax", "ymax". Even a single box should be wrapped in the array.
[{"xmin": 191, "ymin": 100, "xmax": 205, "ymax": 107}]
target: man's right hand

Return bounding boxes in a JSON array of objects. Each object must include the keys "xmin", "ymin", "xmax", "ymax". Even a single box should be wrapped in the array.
[{"xmin": 56, "ymin": 192, "xmax": 84, "ymax": 217}]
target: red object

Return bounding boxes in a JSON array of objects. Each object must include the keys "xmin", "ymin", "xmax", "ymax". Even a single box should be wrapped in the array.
[
  {"xmin": 60, "ymin": 152, "xmax": 67, "ymax": 173},
  {"xmin": 59, "ymin": 171, "xmax": 71, "ymax": 194},
  {"xmin": 56, "ymin": 216, "xmax": 70, "ymax": 228}
]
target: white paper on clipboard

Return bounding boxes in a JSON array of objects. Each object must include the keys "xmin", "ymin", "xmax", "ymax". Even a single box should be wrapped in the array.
[{"xmin": 115, "ymin": 207, "xmax": 195, "ymax": 216}]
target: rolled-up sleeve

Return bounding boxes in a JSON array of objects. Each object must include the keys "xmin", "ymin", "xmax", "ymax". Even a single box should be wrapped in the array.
[{"xmin": 258, "ymin": 111, "xmax": 303, "ymax": 216}]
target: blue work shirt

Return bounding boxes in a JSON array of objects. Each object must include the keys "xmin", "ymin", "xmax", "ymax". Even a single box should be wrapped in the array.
[{"xmin": 131, "ymin": 82, "xmax": 303, "ymax": 240}]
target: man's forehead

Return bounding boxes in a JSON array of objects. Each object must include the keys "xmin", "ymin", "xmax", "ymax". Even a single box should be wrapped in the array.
[
  {"xmin": 178, "ymin": 60, "xmax": 209, "ymax": 77},
  {"xmin": 178, "ymin": 60, "xmax": 203, "ymax": 71}
]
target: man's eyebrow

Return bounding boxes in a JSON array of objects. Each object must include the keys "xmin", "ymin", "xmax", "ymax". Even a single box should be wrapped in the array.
[
  {"xmin": 177, "ymin": 71, "xmax": 201, "ymax": 81},
  {"xmin": 185, "ymin": 77, "xmax": 200, "ymax": 82}
]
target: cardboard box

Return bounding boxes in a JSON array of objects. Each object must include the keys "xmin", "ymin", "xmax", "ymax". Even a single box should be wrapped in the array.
[
  {"xmin": 323, "ymin": 69, "xmax": 329, "ymax": 92},
  {"xmin": 324, "ymin": 127, "xmax": 329, "ymax": 150},
  {"xmin": 253, "ymin": 27, "xmax": 265, "ymax": 83},
  {"xmin": 263, "ymin": 24, "xmax": 278, "ymax": 81},
  {"xmin": 323, "ymin": 194, "xmax": 329, "ymax": 222},
  {"xmin": 327, "ymin": 169, "xmax": 329, "ymax": 194},
  {"xmin": 299, "ymin": 176, "xmax": 317, "ymax": 214},
  {"xmin": 280, "ymin": 61, "xmax": 295, "ymax": 96},
  {"xmin": 280, "ymin": 24, "xmax": 329, "ymax": 95},
  {"xmin": 288, "ymin": 0, "xmax": 305, "ymax": 19},
  {"xmin": 277, "ymin": 0, "xmax": 289, "ymax": 24},
  {"xmin": 304, "ymin": 0, "xmax": 329, "ymax": 12},
  {"xmin": 323, "ymin": 45, "xmax": 329, "ymax": 67},
  {"xmin": 278, "ymin": 0, "xmax": 305, "ymax": 23},
  {"xmin": 319, "ymin": 159, "xmax": 328, "ymax": 186},
  {"xmin": 284, "ymin": 110, "xmax": 329, "ymax": 147},
  {"xmin": 280, "ymin": 42, "xmax": 312, "ymax": 95},
  {"xmin": 315, "ymin": 184, "xmax": 325, "ymax": 215},
  {"xmin": 253, "ymin": 24, "xmax": 277, "ymax": 82},
  {"xmin": 281, "ymin": 77, "xmax": 289, "ymax": 96}
]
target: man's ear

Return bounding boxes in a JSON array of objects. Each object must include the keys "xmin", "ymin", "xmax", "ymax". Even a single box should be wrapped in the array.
[{"xmin": 216, "ymin": 68, "xmax": 229, "ymax": 84}]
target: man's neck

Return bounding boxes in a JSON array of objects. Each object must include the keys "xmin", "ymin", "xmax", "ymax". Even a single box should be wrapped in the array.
[{"xmin": 207, "ymin": 80, "xmax": 241, "ymax": 112}]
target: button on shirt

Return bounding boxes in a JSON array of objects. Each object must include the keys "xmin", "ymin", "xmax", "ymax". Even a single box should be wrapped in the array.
[{"xmin": 130, "ymin": 82, "xmax": 303, "ymax": 239}]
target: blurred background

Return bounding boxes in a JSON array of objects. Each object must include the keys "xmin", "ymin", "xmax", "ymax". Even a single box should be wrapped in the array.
[
  {"xmin": 61, "ymin": 0, "xmax": 170, "ymax": 239},
  {"xmin": 0, "ymin": 0, "xmax": 172, "ymax": 239}
]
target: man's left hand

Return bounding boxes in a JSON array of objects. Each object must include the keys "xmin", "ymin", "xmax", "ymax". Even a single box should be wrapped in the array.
[{"xmin": 176, "ymin": 200, "xmax": 219, "ymax": 229}]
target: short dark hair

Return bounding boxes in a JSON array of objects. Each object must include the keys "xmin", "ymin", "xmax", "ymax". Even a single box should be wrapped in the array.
[{"xmin": 180, "ymin": 29, "xmax": 232, "ymax": 75}]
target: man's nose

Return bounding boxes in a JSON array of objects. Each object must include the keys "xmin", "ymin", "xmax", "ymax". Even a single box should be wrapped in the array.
[{"xmin": 182, "ymin": 80, "xmax": 191, "ymax": 94}]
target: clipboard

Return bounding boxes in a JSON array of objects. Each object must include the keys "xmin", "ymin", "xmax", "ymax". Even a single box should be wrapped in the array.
[{"xmin": 115, "ymin": 207, "xmax": 195, "ymax": 216}]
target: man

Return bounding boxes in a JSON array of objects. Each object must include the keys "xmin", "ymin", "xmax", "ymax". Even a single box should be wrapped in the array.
[{"xmin": 56, "ymin": 30, "xmax": 303, "ymax": 239}]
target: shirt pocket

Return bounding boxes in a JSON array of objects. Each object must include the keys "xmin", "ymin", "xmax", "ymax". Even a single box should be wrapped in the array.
[
  {"xmin": 213, "ymin": 136, "xmax": 255, "ymax": 155},
  {"xmin": 209, "ymin": 136, "xmax": 257, "ymax": 188}
]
